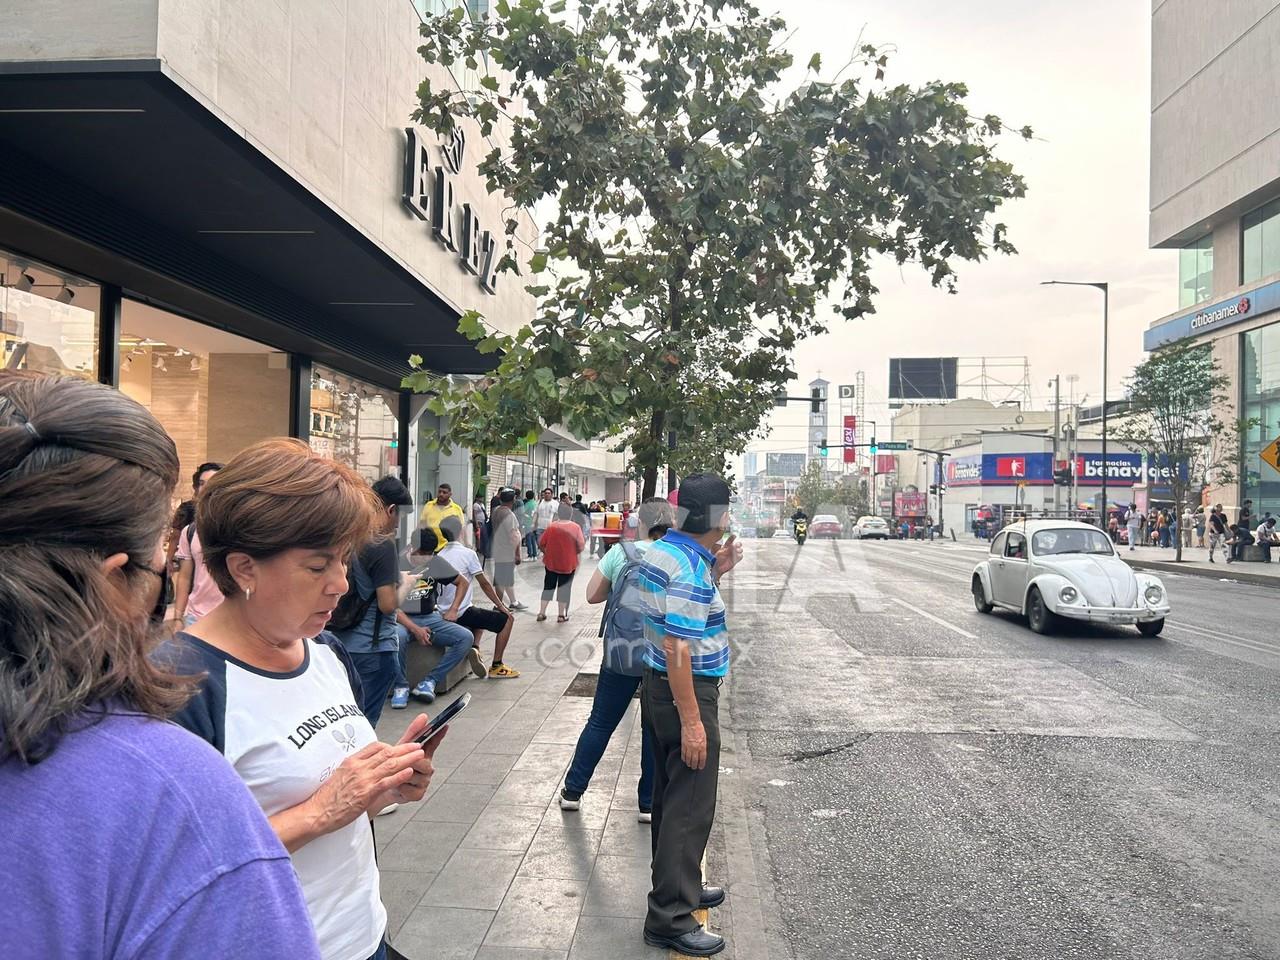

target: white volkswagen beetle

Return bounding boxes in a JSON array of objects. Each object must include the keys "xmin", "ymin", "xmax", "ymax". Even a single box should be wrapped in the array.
[{"xmin": 971, "ymin": 520, "xmax": 1170, "ymax": 636}]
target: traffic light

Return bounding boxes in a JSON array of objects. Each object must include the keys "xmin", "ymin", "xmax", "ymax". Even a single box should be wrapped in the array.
[
  {"xmin": 819, "ymin": 440, "xmax": 829, "ymax": 457},
  {"xmin": 1053, "ymin": 467, "xmax": 1072, "ymax": 486},
  {"xmin": 810, "ymin": 387, "xmax": 822, "ymax": 414},
  {"xmin": 869, "ymin": 436, "xmax": 878, "ymax": 456},
  {"xmin": 929, "ymin": 484, "xmax": 939, "ymax": 495}
]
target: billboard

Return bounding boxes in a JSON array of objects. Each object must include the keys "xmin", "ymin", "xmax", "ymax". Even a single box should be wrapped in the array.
[
  {"xmin": 875, "ymin": 454, "xmax": 898, "ymax": 474},
  {"xmin": 895, "ymin": 491, "xmax": 928, "ymax": 517},
  {"xmin": 766, "ymin": 452, "xmax": 807, "ymax": 477},
  {"xmin": 843, "ymin": 416, "xmax": 856, "ymax": 463},
  {"xmin": 888, "ymin": 357, "xmax": 958, "ymax": 407},
  {"xmin": 945, "ymin": 452, "xmax": 1187, "ymax": 488}
]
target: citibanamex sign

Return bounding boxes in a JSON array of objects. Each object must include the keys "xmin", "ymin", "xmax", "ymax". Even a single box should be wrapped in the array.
[
  {"xmin": 1190, "ymin": 296, "xmax": 1250, "ymax": 332},
  {"xmin": 402, "ymin": 126, "xmax": 499, "ymax": 295}
]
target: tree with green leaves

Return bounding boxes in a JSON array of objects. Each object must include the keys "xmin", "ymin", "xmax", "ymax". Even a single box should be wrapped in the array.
[
  {"xmin": 791, "ymin": 460, "xmax": 867, "ymax": 525},
  {"xmin": 1117, "ymin": 342, "xmax": 1250, "ymax": 562},
  {"xmin": 404, "ymin": 0, "xmax": 1030, "ymax": 497}
]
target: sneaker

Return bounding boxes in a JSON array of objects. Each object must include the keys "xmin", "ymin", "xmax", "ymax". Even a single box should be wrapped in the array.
[
  {"xmin": 412, "ymin": 678, "xmax": 437, "ymax": 703},
  {"xmin": 390, "ymin": 686, "xmax": 410, "ymax": 710},
  {"xmin": 559, "ymin": 788, "xmax": 582, "ymax": 811},
  {"xmin": 510, "ymin": 600, "xmax": 527, "ymax": 610},
  {"xmin": 638, "ymin": 807, "xmax": 652, "ymax": 823},
  {"xmin": 488, "ymin": 662, "xmax": 520, "ymax": 679},
  {"xmin": 377, "ymin": 803, "xmax": 400, "ymax": 817},
  {"xmin": 466, "ymin": 647, "xmax": 487, "ymax": 679}
]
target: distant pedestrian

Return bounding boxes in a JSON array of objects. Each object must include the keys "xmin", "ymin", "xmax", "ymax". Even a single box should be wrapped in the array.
[
  {"xmin": 1194, "ymin": 508, "xmax": 1206, "ymax": 548},
  {"xmin": 521, "ymin": 489, "xmax": 539, "ymax": 559},
  {"xmin": 472, "ymin": 493, "xmax": 491, "ymax": 560},
  {"xmin": 534, "ymin": 487, "xmax": 558, "ymax": 556},
  {"xmin": 1181, "ymin": 507, "xmax": 1194, "ymax": 549},
  {"xmin": 172, "ymin": 462, "xmax": 224, "ymax": 627},
  {"xmin": 490, "ymin": 488, "xmax": 526, "ymax": 610},
  {"xmin": 537, "ymin": 503, "xmax": 585, "ymax": 623},
  {"xmin": 0, "ymin": 373, "xmax": 322, "ymax": 960},
  {"xmin": 420, "ymin": 482, "xmax": 466, "ymax": 552},
  {"xmin": 1228, "ymin": 521, "xmax": 1254, "ymax": 563},
  {"xmin": 1108, "ymin": 513, "xmax": 1119, "ymax": 544},
  {"xmin": 1208, "ymin": 504, "xmax": 1228, "ymax": 563},
  {"xmin": 559, "ymin": 498, "xmax": 675, "ymax": 820},
  {"xmin": 1256, "ymin": 516, "xmax": 1277, "ymax": 563},
  {"xmin": 637, "ymin": 474, "xmax": 742, "ymax": 957},
  {"xmin": 1125, "ymin": 504, "xmax": 1140, "ymax": 552}
]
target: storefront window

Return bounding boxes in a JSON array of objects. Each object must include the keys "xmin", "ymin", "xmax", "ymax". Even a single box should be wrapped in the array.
[
  {"xmin": 309, "ymin": 364, "xmax": 400, "ymax": 486},
  {"xmin": 1178, "ymin": 234, "xmax": 1213, "ymax": 309},
  {"xmin": 1, "ymin": 249, "xmax": 100, "ymax": 379},
  {"xmin": 1242, "ymin": 197, "xmax": 1280, "ymax": 285},
  {"xmin": 1242, "ymin": 323, "xmax": 1280, "ymax": 518},
  {"xmin": 118, "ymin": 300, "xmax": 291, "ymax": 499}
]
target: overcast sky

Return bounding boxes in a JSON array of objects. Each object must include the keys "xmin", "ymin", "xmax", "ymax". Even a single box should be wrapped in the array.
[{"xmin": 748, "ymin": 0, "xmax": 1175, "ymax": 459}]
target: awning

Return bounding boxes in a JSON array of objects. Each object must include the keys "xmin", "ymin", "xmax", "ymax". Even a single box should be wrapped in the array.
[{"xmin": 0, "ymin": 60, "xmax": 493, "ymax": 388}]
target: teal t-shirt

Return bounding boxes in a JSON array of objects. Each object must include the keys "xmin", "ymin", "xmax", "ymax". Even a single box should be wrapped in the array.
[{"xmin": 598, "ymin": 539, "xmax": 653, "ymax": 586}]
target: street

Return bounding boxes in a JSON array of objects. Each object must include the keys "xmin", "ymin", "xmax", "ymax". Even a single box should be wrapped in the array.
[{"xmin": 713, "ymin": 538, "xmax": 1280, "ymax": 960}]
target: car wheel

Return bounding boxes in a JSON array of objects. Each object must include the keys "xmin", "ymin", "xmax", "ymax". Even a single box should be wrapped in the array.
[
  {"xmin": 1137, "ymin": 618, "xmax": 1164, "ymax": 638},
  {"xmin": 1026, "ymin": 587, "xmax": 1057, "ymax": 635},
  {"xmin": 972, "ymin": 576, "xmax": 993, "ymax": 614}
]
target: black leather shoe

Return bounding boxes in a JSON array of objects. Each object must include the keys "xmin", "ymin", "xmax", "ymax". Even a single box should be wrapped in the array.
[
  {"xmin": 643, "ymin": 926, "xmax": 726, "ymax": 956},
  {"xmin": 699, "ymin": 885, "xmax": 726, "ymax": 909}
]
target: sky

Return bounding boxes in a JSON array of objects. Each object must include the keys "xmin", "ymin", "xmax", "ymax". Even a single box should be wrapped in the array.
[{"xmin": 747, "ymin": 0, "xmax": 1177, "ymax": 460}]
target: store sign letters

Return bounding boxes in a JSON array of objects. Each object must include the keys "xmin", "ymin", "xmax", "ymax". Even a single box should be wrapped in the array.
[{"xmin": 403, "ymin": 126, "xmax": 499, "ymax": 295}]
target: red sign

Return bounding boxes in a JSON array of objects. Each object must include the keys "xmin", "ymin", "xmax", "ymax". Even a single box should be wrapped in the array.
[
  {"xmin": 843, "ymin": 416, "xmax": 856, "ymax": 463},
  {"xmin": 875, "ymin": 454, "xmax": 897, "ymax": 474},
  {"xmin": 995, "ymin": 456, "xmax": 1026, "ymax": 478},
  {"xmin": 895, "ymin": 491, "xmax": 927, "ymax": 517}
]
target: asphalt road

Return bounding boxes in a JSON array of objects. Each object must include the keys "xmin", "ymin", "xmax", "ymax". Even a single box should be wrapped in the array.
[{"xmin": 709, "ymin": 537, "xmax": 1280, "ymax": 960}]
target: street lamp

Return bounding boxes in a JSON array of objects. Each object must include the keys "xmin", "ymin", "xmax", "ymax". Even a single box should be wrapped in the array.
[{"xmin": 1042, "ymin": 280, "xmax": 1109, "ymax": 525}]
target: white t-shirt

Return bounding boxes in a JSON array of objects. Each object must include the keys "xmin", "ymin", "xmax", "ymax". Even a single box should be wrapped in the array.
[
  {"xmin": 166, "ymin": 635, "xmax": 385, "ymax": 960},
  {"xmin": 437, "ymin": 541, "xmax": 483, "ymax": 613},
  {"xmin": 534, "ymin": 499, "xmax": 558, "ymax": 530}
]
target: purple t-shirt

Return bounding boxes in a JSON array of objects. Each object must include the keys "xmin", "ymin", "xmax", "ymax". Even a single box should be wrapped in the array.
[{"xmin": 1, "ymin": 709, "xmax": 321, "ymax": 959}]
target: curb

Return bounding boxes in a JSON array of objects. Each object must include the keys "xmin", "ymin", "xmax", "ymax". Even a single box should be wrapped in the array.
[{"xmin": 1124, "ymin": 557, "xmax": 1280, "ymax": 589}]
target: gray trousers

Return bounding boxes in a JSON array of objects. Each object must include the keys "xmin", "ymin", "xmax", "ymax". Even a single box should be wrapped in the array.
[{"xmin": 640, "ymin": 669, "xmax": 721, "ymax": 936}]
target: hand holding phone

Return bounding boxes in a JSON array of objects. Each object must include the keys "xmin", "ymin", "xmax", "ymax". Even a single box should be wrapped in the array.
[{"xmin": 413, "ymin": 692, "xmax": 471, "ymax": 747}]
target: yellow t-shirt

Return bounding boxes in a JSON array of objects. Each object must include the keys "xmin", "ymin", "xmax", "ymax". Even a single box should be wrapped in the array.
[{"xmin": 420, "ymin": 499, "xmax": 466, "ymax": 544}]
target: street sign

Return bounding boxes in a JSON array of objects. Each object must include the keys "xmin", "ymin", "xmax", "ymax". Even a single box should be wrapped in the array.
[
  {"xmin": 877, "ymin": 441, "xmax": 913, "ymax": 451},
  {"xmin": 1262, "ymin": 434, "xmax": 1280, "ymax": 476},
  {"xmin": 838, "ymin": 385, "xmax": 855, "ymax": 399}
]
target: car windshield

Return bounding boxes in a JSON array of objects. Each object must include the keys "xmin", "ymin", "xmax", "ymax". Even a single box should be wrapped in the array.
[
  {"xmin": 1032, "ymin": 528, "xmax": 1114, "ymax": 557},
  {"xmin": 814, "ymin": 515, "xmax": 839, "ymax": 524}
]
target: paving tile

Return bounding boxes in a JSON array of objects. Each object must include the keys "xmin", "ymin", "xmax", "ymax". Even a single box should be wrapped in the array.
[
  {"xmin": 412, "ymin": 782, "xmax": 498, "ymax": 824},
  {"xmin": 461, "ymin": 804, "xmax": 547, "ymax": 852},
  {"xmin": 597, "ymin": 810, "xmax": 655, "ymax": 859},
  {"xmin": 491, "ymin": 768, "xmax": 563, "ymax": 807},
  {"xmin": 421, "ymin": 848, "xmax": 524, "ymax": 910},
  {"xmin": 581, "ymin": 855, "xmax": 651, "ymax": 918},
  {"xmin": 478, "ymin": 726, "xmax": 539, "ymax": 755},
  {"xmin": 483, "ymin": 877, "xmax": 587, "ymax": 950},
  {"xmin": 512, "ymin": 742, "xmax": 577, "ymax": 774},
  {"xmin": 378, "ymin": 819, "xmax": 470, "ymax": 874},
  {"xmin": 567, "ymin": 915, "xmax": 651, "ymax": 960},
  {"xmin": 449, "ymin": 751, "xmax": 520, "ymax": 786},
  {"xmin": 380, "ymin": 868, "xmax": 438, "ymax": 941},
  {"xmin": 394, "ymin": 904, "xmax": 495, "ymax": 960},
  {"xmin": 543, "ymin": 795, "xmax": 612, "ymax": 830},
  {"xmin": 474, "ymin": 948, "xmax": 568, "ymax": 960},
  {"xmin": 518, "ymin": 825, "xmax": 602, "ymax": 881}
]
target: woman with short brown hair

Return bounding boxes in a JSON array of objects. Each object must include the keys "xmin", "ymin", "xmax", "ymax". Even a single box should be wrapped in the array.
[
  {"xmin": 164, "ymin": 438, "xmax": 444, "ymax": 960},
  {"xmin": 0, "ymin": 372, "xmax": 320, "ymax": 959}
]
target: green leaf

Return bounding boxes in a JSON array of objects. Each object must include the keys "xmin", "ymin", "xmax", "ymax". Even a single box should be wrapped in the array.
[
  {"xmin": 529, "ymin": 251, "xmax": 548, "ymax": 273},
  {"xmin": 610, "ymin": 385, "xmax": 628, "ymax": 405},
  {"xmin": 480, "ymin": 74, "xmax": 499, "ymax": 92},
  {"xmin": 808, "ymin": 53, "xmax": 821, "ymax": 72}
]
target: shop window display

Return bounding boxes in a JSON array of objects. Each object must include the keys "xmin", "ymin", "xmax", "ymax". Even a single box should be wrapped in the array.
[{"xmin": 0, "ymin": 250, "xmax": 100, "ymax": 379}]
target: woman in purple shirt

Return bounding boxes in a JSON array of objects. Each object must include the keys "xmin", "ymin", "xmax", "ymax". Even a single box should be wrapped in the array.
[{"xmin": 0, "ymin": 372, "xmax": 321, "ymax": 960}]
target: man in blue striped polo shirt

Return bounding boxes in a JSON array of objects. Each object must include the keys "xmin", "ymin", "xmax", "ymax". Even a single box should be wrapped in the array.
[{"xmin": 637, "ymin": 473, "xmax": 742, "ymax": 957}]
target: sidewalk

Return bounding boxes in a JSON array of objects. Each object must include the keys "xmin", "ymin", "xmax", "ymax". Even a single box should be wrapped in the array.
[
  {"xmin": 1121, "ymin": 542, "xmax": 1280, "ymax": 587},
  {"xmin": 370, "ymin": 555, "xmax": 667, "ymax": 960}
]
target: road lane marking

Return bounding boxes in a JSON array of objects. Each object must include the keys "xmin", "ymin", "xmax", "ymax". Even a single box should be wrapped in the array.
[
  {"xmin": 1164, "ymin": 621, "xmax": 1279, "ymax": 656},
  {"xmin": 891, "ymin": 597, "xmax": 978, "ymax": 639}
]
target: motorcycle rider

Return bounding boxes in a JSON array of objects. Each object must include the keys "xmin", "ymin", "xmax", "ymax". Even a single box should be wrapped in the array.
[{"xmin": 790, "ymin": 507, "xmax": 809, "ymax": 544}]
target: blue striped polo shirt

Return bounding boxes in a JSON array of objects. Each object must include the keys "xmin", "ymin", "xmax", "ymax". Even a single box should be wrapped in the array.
[{"xmin": 637, "ymin": 530, "xmax": 729, "ymax": 677}]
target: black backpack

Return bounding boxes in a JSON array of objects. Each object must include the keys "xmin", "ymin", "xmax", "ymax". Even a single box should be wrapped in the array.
[{"xmin": 328, "ymin": 553, "xmax": 376, "ymax": 632}]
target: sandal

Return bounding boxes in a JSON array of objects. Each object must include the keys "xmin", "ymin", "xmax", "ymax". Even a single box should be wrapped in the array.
[
  {"xmin": 536, "ymin": 613, "xmax": 548, "ymax": 622},
  {"xmin": 556, "ymin": 615, "xmax": 568, "ymax": 623}
]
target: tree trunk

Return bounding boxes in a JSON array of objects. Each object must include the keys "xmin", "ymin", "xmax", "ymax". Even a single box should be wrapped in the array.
[{"xmin": 641, "ymin": 407, "xmax": 666, "ymax": 500}]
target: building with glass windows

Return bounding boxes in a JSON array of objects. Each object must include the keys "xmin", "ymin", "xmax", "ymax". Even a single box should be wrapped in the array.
[
  {"xmin": 1147, "ymin": 1, "xmax": 1280, "ymax": 518},
  {"xmin": 0, "ymin": 0, "xmax": 543, "ymax": 515}
]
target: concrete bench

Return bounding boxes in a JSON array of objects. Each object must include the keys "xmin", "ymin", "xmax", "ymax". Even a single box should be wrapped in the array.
[
  {"xmin": 1241, "ymin": 544, "xmax": 1273, "ymax": 563},
  {"xmin": 403, "ymin": 640, "xmax": 474, "ymax": 695}
]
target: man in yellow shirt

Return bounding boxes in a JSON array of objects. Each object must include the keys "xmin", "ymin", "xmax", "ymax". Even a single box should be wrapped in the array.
[{"xmin": 420, "ymin": 482, "xmax": 467, "ymax": 552}]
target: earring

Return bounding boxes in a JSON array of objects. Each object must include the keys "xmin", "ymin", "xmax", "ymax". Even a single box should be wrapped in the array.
[{"xmin": 245, "ymin": 587, "xmax": 252, "ymax": 601}]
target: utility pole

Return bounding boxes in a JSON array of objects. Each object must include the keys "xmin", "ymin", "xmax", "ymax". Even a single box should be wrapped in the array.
[{"xmin": 1050, "ymin": 375, "xmax": 1061, "ymax": 516}]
